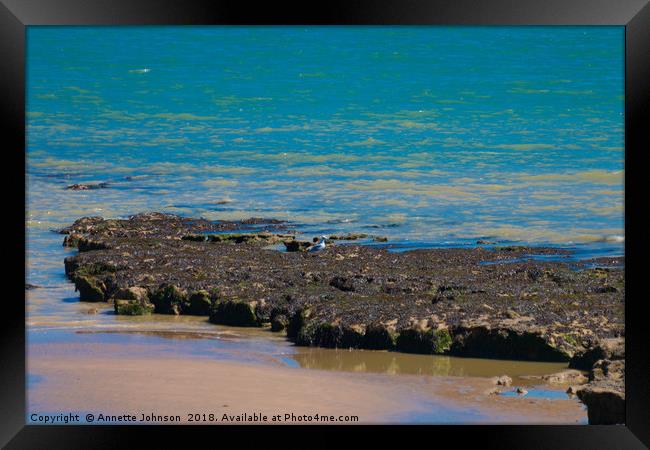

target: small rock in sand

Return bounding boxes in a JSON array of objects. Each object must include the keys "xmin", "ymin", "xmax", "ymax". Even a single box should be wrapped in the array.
[{"xmin": 492, "ymin": 375, "xmax": 512, "ymax": 387}]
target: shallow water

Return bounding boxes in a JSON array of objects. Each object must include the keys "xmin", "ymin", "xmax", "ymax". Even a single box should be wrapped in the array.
[
  {"xmin": 25, "ymin": 26, "xmax": 622, "ymax": 423},
  {"xmin": 290, "ymin": 347, "xmax": 569, "ymax": 386}
]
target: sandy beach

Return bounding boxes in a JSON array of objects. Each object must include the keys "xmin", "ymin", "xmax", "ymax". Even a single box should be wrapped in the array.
[{"xmin": 28, "ymin": 336, "xmax": 587, "ymax": 425}]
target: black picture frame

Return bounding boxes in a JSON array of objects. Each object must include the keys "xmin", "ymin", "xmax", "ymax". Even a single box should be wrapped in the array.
[{"xmin": 2, "ymin": 0, "xmax": 648, "ymax": 448}]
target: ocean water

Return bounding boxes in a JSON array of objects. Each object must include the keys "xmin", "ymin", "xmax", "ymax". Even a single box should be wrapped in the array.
[{"xmin": 27, "ymin": 26, "xmax": 624, "ymax": 253}]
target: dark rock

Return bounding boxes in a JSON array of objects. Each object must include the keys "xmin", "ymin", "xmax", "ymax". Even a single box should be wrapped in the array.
[
  {"xmin": 594, "ymin": 285, "xmax": 618, "ymax": 293},
  {"xmin": 577, "ymin": 387, "xmax": 625, "ymax": 425},
  {"xmin": 328, "ymin": 233, "xmax": 368, "ymax": 241},
  {"xmin": 450, "ymin": 326, "xmax": 570, "ymax": 362},
  {"xmin": 150, "ymin": 284, "xmax": 187, "ymax": 315},
  {"xmin": 329, "ymin": 276, "xmax": 355, "ymax": 292},
  {"xmin": 575, "ymin": 357, "xmax": 625, "ymax": 424},
  {"xmin": 569, "ymin": 338, "xmax": 625, "ymax": 370},
  {"xmin": 73, "ymin": 275, "xmax": 105, "ymax": 302},
  {"xmin": 286, "ymin": 308, "xmax": 311, "ymax": 339},
  {"xmin": 209, "ymin": 299, "xmax": 259, "ymax": 326},
  {"xmin": 396, "ymin": 327, "xmax": 452, "ymax": 355},
  {"xmin": 187, "ymin": 290, "xmax": 213, "ymax": 316},
  {"xmin": 271, "ymin": 314, "xmax": 289, "ymax": 332},
  {"xmin": 284, "ymin": 240, "xmax": 311, "ymax": 252},
  {"xmin": 363, "ymin": 323, "xmax": 397, "ymax": 350},
  {"xmin": 63, "ymin": 233, "xmax": 82, "ymax": 247},
  {"xmin": 65, "ymin": 182, "xmax": 110, "ymax": 190}
]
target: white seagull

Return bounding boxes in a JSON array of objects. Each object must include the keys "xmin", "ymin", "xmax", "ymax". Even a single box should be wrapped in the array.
[{"xmin": 308, "ymin": 235, "xmax": 328, "ymax": 253}]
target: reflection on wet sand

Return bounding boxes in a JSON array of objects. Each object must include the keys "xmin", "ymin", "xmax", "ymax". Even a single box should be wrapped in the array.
[
  {"xmin": 67, "ymin": 326, "xmax": 576, "ymax": 388},
  {"xmin": 290, "ymin": 347, "xmax": 571, "ymax": 386}
]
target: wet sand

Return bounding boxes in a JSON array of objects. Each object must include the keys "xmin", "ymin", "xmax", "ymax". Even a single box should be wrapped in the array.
[{"xmin": 28, "ymin": 339, "xmax": 587, "ymax": 424}]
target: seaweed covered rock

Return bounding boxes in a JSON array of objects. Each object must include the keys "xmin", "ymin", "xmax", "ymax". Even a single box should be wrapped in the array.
[
  {"xmin": 450, "ymin": 325, "xmax": 571, "ymax": 362},
  {"xmin": 286, "ymin": 308, "xmax": 311, "ymax": 339},
  {"xmin": 187, "ymin": 290, "xmax": 213, "ymax": 316},
  {"xmin": 209, "ymin": 299, "xmax": 260, "ymax": 326},
  {"xmin": 65, "ymin": 182, "xmax": 110, "ymax": 190},
  {"xmin": 363, "ymin": 322, "xmax": 397, "ymax": 350},
  {"xmin": 114, "ymin": 299, "xmax": 154, "ymax": 315},
  {"xmin": 296, "ymin": 322, "xmax": 365, "ymax": 349},
  {"xmin": 150, "ymin": 284, "xmax": 187, "ymax": 315},
  {"xmin": 569, "ymin": 338, "xmax": 625, "ymax": 370},
  {"xmin": 270, "ymin": 307, "xmax": 290, "ymax": 332},
  {"xmin": 396, "ymin": 327, "xmax": 452, "ymax": 355},
  {"xmin": 73, "ymin": 275, "xmax": 106, "ymax": 302}
]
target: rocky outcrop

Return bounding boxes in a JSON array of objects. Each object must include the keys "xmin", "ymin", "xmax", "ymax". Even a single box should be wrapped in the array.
[
  {"xmin": 112, "ymin": 286, "xmax": 152, "ymax": 315},
  {"xmin": 209, "ymin": 299, "xmax": 260, "ymax": 327},
  {"xmin": 492, "ymin": 375, "xmax": 513, "ymax": 387},
  {"xmin": 571, "ymin": 341, "xmax": 625, "ymax": 425},
  {"xmin": 569, "ymin": 338, "xmax": 625, "ymax": 370},
  {"xmin": 73, "ymin": 275, "xmax": 107, "ymax": 302},
  {"xmin": 187, "ymin": 290, "xmax": 212, "ymax": 316},
  {"xmin": 396, "ymin": 326, "xmax": 452, "ymax": 355},
  {"xmin": 283, "ymin": 240, "xmax": 312, "ymax": 252},
  {"xmin": 65, "ymin": 182, "xmax": 110, "ymax": 190},
  {"xmin": 363, "ymin": 322, "xmax": 397, "ymax": 350},
  {"xmin": 449, "ymin": 325, "xmax": 572, "ymax": 362},
  {"xmin": 61, "ymin": 213, "xmax": 625, "ymax": 364},
  {"xmin": 542, "ymin": 369, "xmax": 588, "ymax": 384},
  {"xmin": 577, "ymin": 386, "xmax": 624, "ymax": 425}
]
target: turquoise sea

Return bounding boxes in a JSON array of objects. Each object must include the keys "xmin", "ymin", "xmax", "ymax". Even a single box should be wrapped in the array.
[{"xmin": 27, "ymin": 26, "xmax": 624, "ymax": 253}]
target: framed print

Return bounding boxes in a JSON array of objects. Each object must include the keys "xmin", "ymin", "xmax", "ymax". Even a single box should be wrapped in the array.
[{"xmin": 2, "ymin": 0, "xmax": 649, "ymax": 448}]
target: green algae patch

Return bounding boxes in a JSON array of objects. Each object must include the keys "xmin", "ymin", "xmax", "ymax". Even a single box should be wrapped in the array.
[
  {"xmin": 433, "ymin": 328, "xmax": 453, "ymax": 353},
  {"xmin": 114, "ymin": 299, "xmax": 154, "ymax": 315},
  {"xmin": 395, "ymin": 328, "xmax": 452, "ymax": 355}
]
